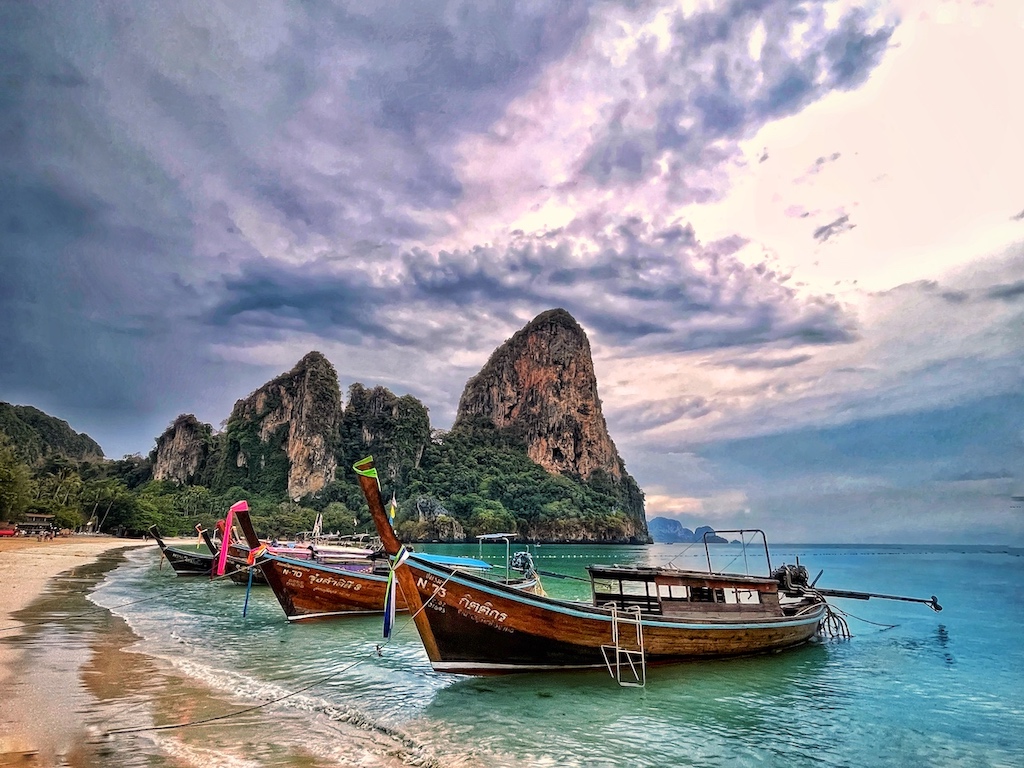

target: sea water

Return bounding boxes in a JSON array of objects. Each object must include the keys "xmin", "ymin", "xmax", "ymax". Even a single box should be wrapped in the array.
[{"xmin": 7, "ymin": 542, "xmax": 1024, "ymax": 767}]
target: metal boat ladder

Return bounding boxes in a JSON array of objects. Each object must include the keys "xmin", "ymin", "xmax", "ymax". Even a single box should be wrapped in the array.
[{"xmin": 601, "ymin": 605, "xmax": 646, "ymax": 687}]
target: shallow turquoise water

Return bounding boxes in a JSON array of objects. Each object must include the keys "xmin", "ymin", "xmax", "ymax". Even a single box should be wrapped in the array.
[{"xmin": 22, "ymin": 542, "xmax": 1024, "ymax": 766}]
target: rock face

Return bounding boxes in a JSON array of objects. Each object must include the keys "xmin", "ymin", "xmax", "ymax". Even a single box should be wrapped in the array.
[
  {"xmin": 152, "ymin": 414, "xmax": 213, "ymax": 485},
  {"xmin": 340, "ymin": 383, "xmax": 431, "ymax": 488},
  {"xmin": 456, "ymin": 309, "xmax": 619, "ymax": 479},
  {"xmin": 224, "ymin": 352, "xmax": 342, "ymax": 500},
  {"xmin": 412, "ymin": 496, "xmax": 465, "ymax": 541},
  {"xmin": 454, "ymin": 308, "xmax": 647, "ymax": 532}
]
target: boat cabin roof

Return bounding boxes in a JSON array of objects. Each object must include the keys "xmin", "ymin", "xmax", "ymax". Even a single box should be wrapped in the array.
[{"xmin": 587, "ymin": 564, "xmax": 779, "ymax": 587}]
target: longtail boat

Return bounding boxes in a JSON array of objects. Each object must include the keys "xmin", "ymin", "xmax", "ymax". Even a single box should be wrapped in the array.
[
  {"xmin": 233, "ymin": 504, "xmax": 544, "ymax": 622},
  {"xmin": 149, "ymin": 525, "xmax": 219, "ymax": 576},
  {"xmin": 353, "ymin": 456, "xmax": 941, "ymax": 684},
  {"xmin": 222, "ymin": 538, "xmax": 384, "ymax": 586},
  {"xmin": 224, "ymin": 543, "xmax": 271, "ymax": 585}
]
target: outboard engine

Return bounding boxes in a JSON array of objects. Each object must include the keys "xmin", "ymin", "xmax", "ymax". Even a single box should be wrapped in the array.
[
  {"xmin": 772, "ymin": 563, "xmax": 810, "ymax": 591},
  {"xmin": 509, "ymin": 550, "xmax": 537, "ymax": 577}
]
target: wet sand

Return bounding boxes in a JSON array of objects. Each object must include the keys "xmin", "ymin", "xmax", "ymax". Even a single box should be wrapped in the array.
[
  {"xmin": 0, "ymin": 536, "xmax": 426, "ymax": 767},
  {"xmin": 0, "ymin": 536, "xmax": 149, "ymax": 763},
  {"xmin": 0, "ymin": 536, "xmax": 149, "ymax": 686}
]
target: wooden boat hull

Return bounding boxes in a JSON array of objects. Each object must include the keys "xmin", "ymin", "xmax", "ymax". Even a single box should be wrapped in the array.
[
  {"xmin": 399, "ymin": 557, "xmax": 825, "ymax": 674},
  {"xmin": 231, "ymin": 501, "xmax": 542, "ymax": 621},
  {"xmin": 225, "ymin": 544, "xmax": 268, "ymax": 585},
  {"xmin": 156, "ymin": 545, "xmax": 216, "ymax": 576},
  {"xmin": 259, "ymin": 554, "xmax": 398, "ymax": 621},
  {"xmin": 258, "ymin": 552, "xmax": 545, "ymax": 622},
  {"xmin": 150, "ymin": 524, "xmax": 219, "ymax": 577}
]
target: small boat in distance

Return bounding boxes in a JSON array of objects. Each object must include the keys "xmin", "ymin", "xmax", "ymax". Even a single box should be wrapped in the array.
[
  {"xmin": 222, "ymin": 536, "xmax": 387, "ymax": 586},
  {"xmin": 353, "ymin": 456, "xmax": 941, "ymax": 685},
  {"xmin": 149, "ymin": 525, "xmax": 219, "ymax": 576}
]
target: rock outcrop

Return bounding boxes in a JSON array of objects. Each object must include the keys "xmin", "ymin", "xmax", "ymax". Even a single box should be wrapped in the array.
[
  {"xmin": 455, "ymin": 309, "xmax": 619, "ymax": 479},
  {"xmin": 152, "ymin": 414, "xmax": 213, "ymax": 485},
  {"xmin": 411, "ymin": 496, "xmax": 466, "ymax": 541},
  {"xmin": 339, "ymin": 383, "xmax": 431, "ymax": 488},
  {"xmin": 222, "ymin": 352, "xmax": 342, "ymax": 500},
  {"xmin": 453, "ymin": 308, "xmax": 647, "ymax": 535}
]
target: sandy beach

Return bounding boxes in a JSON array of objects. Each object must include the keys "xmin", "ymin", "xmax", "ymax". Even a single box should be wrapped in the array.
[
  {"xmin": 0, "ymin": 535, "xmax": 151, "ymax": 763},
  {"xmin": 0, "ymin": 535, "xmax": 428, "ymax": 768},
  {"xmin": 0, "ymin": 535, "xmax": 150, "ymax": 682}
]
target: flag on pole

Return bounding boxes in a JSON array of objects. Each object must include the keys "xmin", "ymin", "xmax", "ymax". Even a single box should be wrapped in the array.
[
  {"xmin": 247, "ymin": 542, "xmax": 268, "ymax": 566},
  {"xmin": 353, "ymin": 457, "xmax": 379, "ymax": 485},
  {"xmin": 382, "ymin": 546, "xmax": 410, "ymax": 639}
]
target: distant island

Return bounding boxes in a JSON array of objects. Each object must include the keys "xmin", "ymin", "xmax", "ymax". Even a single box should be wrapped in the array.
[{"xmin": 647, "ymin": 517, "xmax": 728, "ymax": 544}]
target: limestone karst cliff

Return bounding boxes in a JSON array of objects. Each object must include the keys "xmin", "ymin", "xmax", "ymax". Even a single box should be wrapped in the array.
[
  {"xmin": 147, "ymin": 354, "xmax": 430, "ymax": 503},
  {"xmin": 152, "ymin": 414, "xmax": 214, "ymax": 485},
  {"xmin": 452, "ymin": 308, "xmax": 647, "ymax": 536},
  {"xmin": 339, "ymin": 383, "xmax": 431, "ymax": 488},
  {"xmin": 218, "ymin": 351, "xmax": 342, "ymax": 500}
]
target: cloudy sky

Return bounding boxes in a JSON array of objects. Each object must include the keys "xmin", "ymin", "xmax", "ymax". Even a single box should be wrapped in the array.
[{"xmin": 3, "ymin": 0, "xmax": 1021, "ymax": 543}]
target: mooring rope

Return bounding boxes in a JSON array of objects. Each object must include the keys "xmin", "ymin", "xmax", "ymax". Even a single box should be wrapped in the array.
[
  {"xmin": 818, "ymin": 602, "xmax": 851, "ymax": 638},
  {"xmin": 827, "ymin": 602, "xmax": 898, "ymax": 631},
  {"xmin": 374, "ymin": 561, "xmax": 459, "ymax": 652}
]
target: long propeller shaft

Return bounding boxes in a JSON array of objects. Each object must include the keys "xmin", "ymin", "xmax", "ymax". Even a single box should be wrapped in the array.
[{"xmin": 816, "ymin": 587, "xmax": 942, "ymax": 612}]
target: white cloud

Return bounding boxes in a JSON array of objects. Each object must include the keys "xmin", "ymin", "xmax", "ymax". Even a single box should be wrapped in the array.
[{"xmin": 687, "ymin": 0, "xmax": 1024, "ymax": 294}]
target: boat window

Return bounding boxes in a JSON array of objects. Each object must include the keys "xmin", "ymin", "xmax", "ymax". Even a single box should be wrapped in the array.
[
  {"xmin": 658, "ymin": 583, "xmax": 688, "ymax": 600},
  {"xmin": 689, "ymin": 586, "xmax": 726, "ymax": 603},
  {"xmin": 592, "ymin": 579, "xmax": 617, "ymax": 594},
  {"xmin": 620, "ymin": 580, "xmax": 650, "ymax": 597},
  {"xmin": 726, "ymin": 588, "xmax": 761, "ymax": 604}
]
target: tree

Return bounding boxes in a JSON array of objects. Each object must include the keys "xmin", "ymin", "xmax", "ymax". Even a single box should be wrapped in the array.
[
  {"xmin": 0, "ymin": 437, "xmax": 32, "ymax": 521},
  {"xmin": 321, "ymin": 501, "xmax": 355, "ymax": 534},
  {"xmin": 467, "ymin": 500, "xmax": 517, "ymax": 537},
  {"xmin": 53, "ymin": 506, "xmax": 84, "ymax": 531}
]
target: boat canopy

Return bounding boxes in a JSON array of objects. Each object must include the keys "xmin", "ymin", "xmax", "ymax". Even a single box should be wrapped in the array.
[{"xmin": 415, "ymin": 552, "xmax": 492, "ymax": 570}]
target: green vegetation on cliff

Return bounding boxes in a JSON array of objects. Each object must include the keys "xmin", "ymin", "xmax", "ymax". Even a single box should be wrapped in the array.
[
  {"xmin": 0, "ymin": 346, "xmax": 648, "ymax": 542},
  {"xmin": 0, "ymin": 402, "xmax": 103, "ymax": 464},
  {"xmin": 393, "ymin": 418, "xmax": 647, "ymax": 542}
]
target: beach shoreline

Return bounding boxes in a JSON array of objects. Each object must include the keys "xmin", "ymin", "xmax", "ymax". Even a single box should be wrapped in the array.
[
  {"xmin": 0, "ymin": 535, "xmax": 151, "ymax": 679},
  {"xmin": 0, "ymin": 535, "xmax": 430, "ymax": 767},
  {"xmin": 0, "ymin": 535, "xmax": 152, "ymax": 762}
]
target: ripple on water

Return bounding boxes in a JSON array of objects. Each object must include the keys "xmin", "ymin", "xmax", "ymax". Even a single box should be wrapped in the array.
[{"xmin": 68, "ymin": 544, "xmax": 1024, "ymax": 768}]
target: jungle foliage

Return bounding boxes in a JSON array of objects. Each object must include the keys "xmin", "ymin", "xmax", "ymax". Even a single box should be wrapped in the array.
[{"xmin": 0, "ymin": 388, "xmax": 648, "ymax": 542}]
